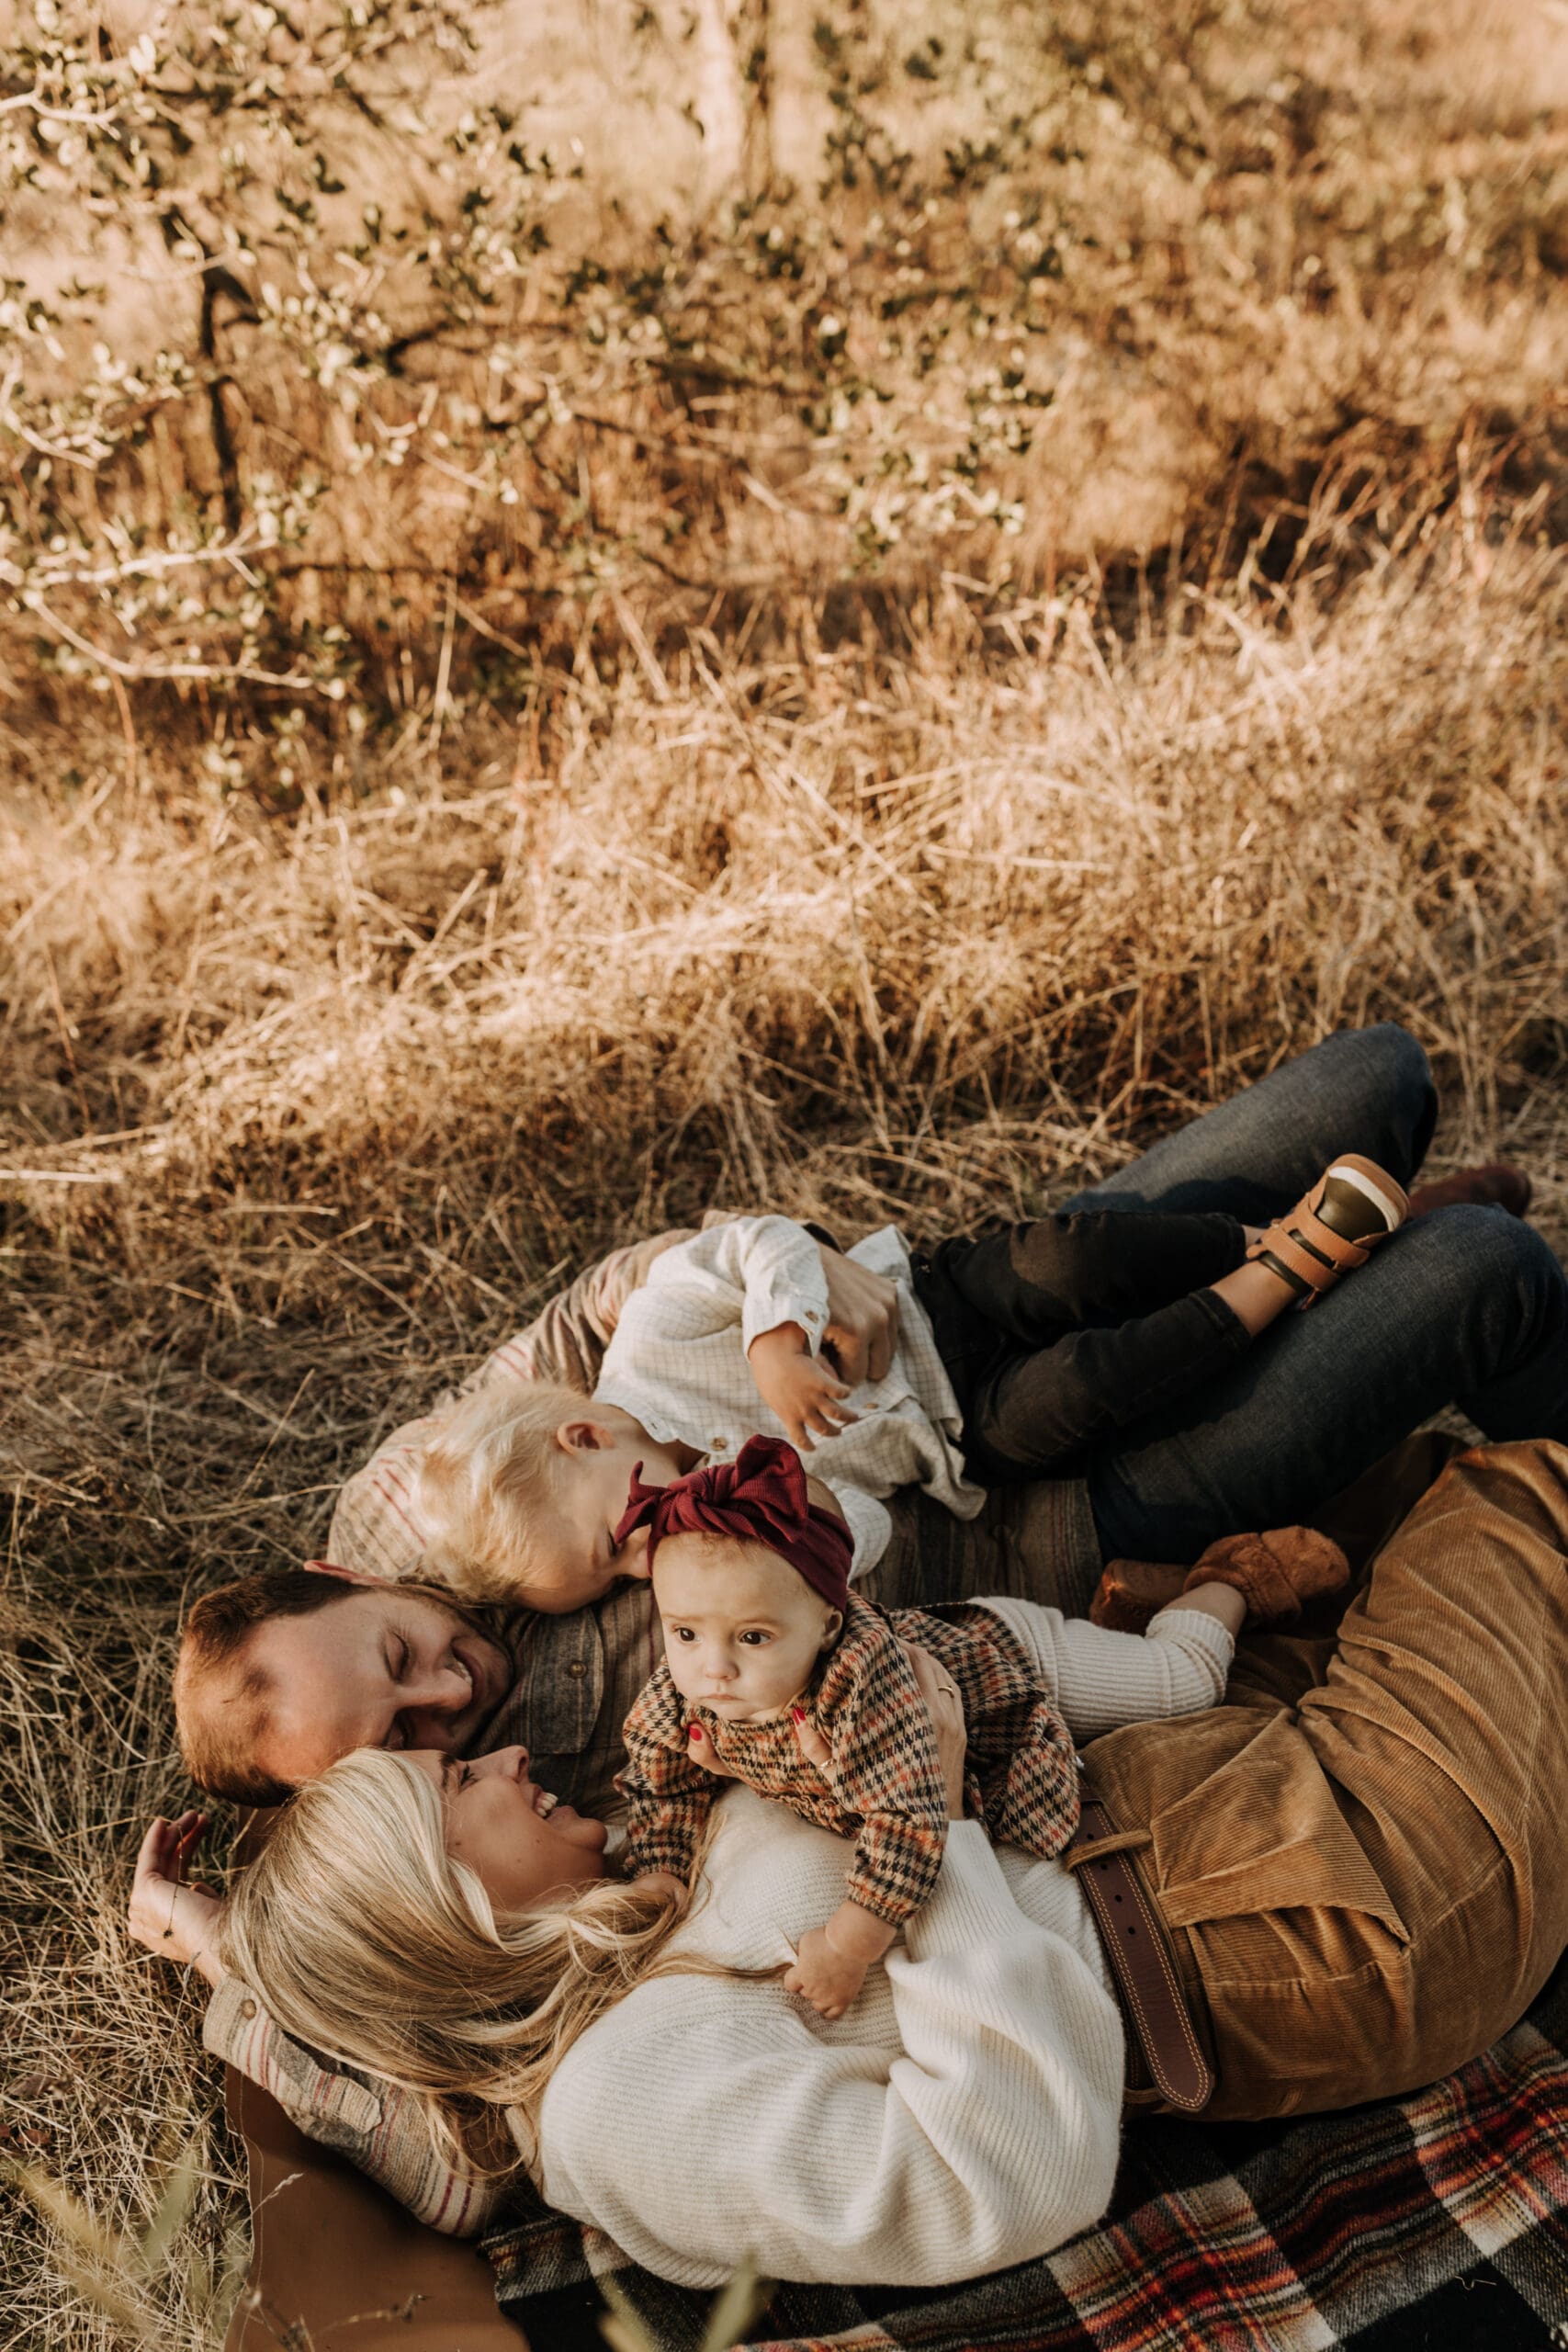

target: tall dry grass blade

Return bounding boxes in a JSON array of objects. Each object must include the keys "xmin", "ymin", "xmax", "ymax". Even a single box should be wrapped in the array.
[
  {"xmin": 594, "ymin": 2259, "xmax": 772, "ymax": 2352},
  {"xmin": 597, "ymin": 2273, "xmax": 660, "ymax": 2352},
  {"xmin": 698, "ymin": 2256, "xmax": 773, "ymax": 2352},
  {"xmin": 138, "ymin": 2137, "xmax": 204, "ymax": 2276},
  {"xmin": 5, "ymin": 2158, "xmax": 169, "ymax": 2348}
]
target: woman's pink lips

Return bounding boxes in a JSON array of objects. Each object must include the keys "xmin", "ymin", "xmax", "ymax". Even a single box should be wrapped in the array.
[{"xmin": 527, "ymin": 1782, "xmax": 571, "ymax": 1818}]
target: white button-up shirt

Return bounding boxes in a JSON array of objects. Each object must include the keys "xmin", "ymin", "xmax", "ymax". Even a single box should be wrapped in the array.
[{"xmin": 595, "ymin": 1216, "xmax": 985, "ymax": 1575}]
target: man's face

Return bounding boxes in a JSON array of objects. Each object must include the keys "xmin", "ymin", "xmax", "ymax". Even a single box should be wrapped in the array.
[{"xmin": 243, "ymin": 1585, "xmax": 512, "ymax": 1787}]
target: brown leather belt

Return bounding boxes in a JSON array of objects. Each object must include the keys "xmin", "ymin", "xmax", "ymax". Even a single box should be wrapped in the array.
[{"xmin": 1064, "ymin": 1791, "xmax": 1214, "ymax": 2115}]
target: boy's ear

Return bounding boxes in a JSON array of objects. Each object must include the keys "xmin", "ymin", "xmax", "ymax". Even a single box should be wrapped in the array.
[{"xmin": 555, "ymin": 1418, "xmax": 613, "ymax": 1456}]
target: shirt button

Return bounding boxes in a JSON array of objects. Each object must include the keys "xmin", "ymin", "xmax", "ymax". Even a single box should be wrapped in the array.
[
  {"xmin": 711, "ymin": 1437, "xmax": 728, "ymax": 1451},
  {"xmin": 568, "ymin": 1660, "xmax": 587, "ymax": 1679},
  {"xmin": 240, "ymin": 1999, "xmax": 257, "ymax": 2020}
]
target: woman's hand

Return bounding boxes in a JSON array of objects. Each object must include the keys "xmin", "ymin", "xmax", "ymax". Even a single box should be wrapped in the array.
[
  {"xmin": 904, "ymin": 1645, "xmax": 968, "ymax": 1818},
  {"xmin": 128, "ymin": 1813, "xmax": 227, "ymax": 1988}
]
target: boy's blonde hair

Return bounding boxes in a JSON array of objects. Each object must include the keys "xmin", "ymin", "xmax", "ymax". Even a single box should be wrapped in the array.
[{"xmin": 415, "ymin": 1379, "xmax": 589, "ymax": 1603}]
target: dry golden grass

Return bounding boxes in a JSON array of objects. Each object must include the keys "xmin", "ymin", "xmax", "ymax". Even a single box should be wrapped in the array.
[
  {"xmin": 6, "ymin": 535, "xmax": 1568, "ymax": 2346},
  {"xmin": 4, "ymin": 3, "xmax": 1568, "ymax": 2346}
]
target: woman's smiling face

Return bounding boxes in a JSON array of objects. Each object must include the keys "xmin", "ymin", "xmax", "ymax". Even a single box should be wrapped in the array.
[{"xmin": 407, "ymin": 1745, "xmax": 608, "ymax": 1912}]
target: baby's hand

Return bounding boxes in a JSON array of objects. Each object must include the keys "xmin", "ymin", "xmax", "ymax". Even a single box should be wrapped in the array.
[
  {"xmin": 748, "ymin": 1321, "xmax": 859, "ymax": 1453},
  {"xmin": 784, "ymin": 1925, "xmax": 870, "ymax": 2021},
  {"xmin": 634, "ymin": 1870, "xmax": 689, "ymax": 1911}
]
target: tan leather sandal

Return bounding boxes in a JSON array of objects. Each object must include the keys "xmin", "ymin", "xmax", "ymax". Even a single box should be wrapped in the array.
[{"xmin": 1247, "ymin": 1153, "xmax": 1408, "ymax": 1307}]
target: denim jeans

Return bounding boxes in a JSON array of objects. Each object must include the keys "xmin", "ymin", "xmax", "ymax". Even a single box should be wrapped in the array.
[{"xmin": 1070, "ymin": 1025, "xmax": 1568, "ymax": 1559}]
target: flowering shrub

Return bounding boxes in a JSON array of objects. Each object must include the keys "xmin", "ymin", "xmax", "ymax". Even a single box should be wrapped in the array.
[{"xmin": 2, "ymin": 0, "xmax": 1562, "ymax": 706}]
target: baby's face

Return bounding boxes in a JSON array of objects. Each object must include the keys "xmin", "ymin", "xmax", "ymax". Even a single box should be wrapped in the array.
[{"xmin": 653, "ymin": 1534, "xmax": 841, "ymax": 1722}]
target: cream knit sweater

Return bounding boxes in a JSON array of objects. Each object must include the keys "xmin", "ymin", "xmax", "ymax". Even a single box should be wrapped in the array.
[{"xmin": 531, "ymin": 1601, "xmax": 1232, "ymax": 2288}]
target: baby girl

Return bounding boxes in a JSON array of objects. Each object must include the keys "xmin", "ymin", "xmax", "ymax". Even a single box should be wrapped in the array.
[{"xmin": 616, "ymin": 1435, "xmax": 1270, "ymax": 2019}]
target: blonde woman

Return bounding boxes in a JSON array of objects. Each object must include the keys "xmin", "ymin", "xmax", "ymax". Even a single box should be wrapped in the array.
[
  {"xmin": 209, "ymin": 1651, "xmax": 1129, "ymax": 2282},
  {"xmin": 135, "ymin": 1439, "xmax": 1568, "ymax": 2290}
]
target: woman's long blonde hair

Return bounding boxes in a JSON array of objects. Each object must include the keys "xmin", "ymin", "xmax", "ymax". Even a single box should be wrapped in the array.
[{"xmin": 221, "ymin": 1747, "xmax": 699, "ymax": 2173}]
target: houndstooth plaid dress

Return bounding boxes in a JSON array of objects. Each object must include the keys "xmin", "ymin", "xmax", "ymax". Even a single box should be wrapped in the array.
[{"xmin": 619, "ymin": 1593, "xmax": 1082, "ymax": 1927}]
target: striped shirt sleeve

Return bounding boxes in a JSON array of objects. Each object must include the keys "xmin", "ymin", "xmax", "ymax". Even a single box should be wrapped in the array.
[{"xmin": 203, "ymin": 1974, "xmax": 504, "ymax": 2236}]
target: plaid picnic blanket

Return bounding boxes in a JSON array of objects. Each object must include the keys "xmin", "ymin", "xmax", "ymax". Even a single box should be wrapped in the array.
[{"xmin": 484, "ymin": 1953, "xmax": 1568, "ymax": 2352}]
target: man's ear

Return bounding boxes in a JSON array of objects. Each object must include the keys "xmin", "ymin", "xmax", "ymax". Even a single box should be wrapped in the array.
[{"xmin": 302, "ymin": 1558, "xmax": 385, "ymax": 1588}]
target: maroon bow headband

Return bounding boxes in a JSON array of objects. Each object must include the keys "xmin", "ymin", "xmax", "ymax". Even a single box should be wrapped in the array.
[{"xmin": 613, "ymin": 1434, "xmax": 852, "ymax": 1613}]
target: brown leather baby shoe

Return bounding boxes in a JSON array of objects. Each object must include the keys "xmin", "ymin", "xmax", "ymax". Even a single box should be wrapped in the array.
[
  {"xmin": 1180, "ymin": 1525, "xmax": 1350, "ymax": 1626},
  {"xmin": 1247, "ymin": 1155, "xmax": 1408, "ymax": 1308},
  {"xmin": 1089, "ymin": 1557, "xmax": 1189, "ymax": 1633},
  {"xmin": 1092, "ymin": 1525, "xmax": 1352, "ymax": 1634}
]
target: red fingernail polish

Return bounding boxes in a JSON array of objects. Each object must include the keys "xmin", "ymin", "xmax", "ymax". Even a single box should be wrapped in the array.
[
  {"xmin": 688, "ymin": 1723, "xmax": 701, "ymax": 1740},
  {"xmin": 791, "ymin": 1706, "xmax": 807, "ymax": 1724}
]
